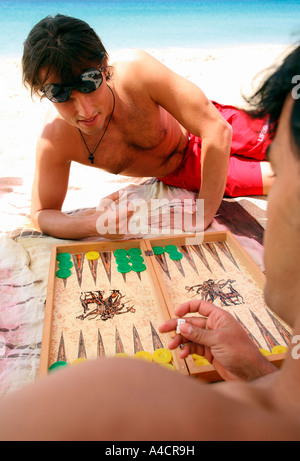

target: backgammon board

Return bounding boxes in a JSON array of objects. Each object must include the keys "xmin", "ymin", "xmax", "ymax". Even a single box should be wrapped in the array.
[{"xmin": 40, "ymin": 232, "xmax": 291, "ymax": 382}]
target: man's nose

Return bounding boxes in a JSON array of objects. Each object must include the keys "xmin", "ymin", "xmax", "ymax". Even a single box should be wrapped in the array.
[{"xmin": 73, "ymin": 91, "xmax": 94, "ymax": 117}]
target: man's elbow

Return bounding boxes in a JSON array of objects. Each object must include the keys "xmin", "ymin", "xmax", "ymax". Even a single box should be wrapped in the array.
[
  {"xmin": 219, "ymin": 119, "xmax": 232, "ymax": 153},
  {"xmin": 30, "ymin": 209, "xmax": 41, "ymax": 232}
]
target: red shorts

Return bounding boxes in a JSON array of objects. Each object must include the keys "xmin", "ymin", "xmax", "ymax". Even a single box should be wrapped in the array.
[{"xmin": 157, "ymin": 101, "xmax": 271, "ymax": 197}]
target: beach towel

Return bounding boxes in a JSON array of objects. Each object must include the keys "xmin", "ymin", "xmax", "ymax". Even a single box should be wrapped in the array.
[{"xmin": 0, "ymin": 172, "xmax": 266, "ymax": 396}]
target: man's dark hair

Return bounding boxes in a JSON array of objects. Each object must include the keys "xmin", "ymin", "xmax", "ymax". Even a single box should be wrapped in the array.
[
  {"xmin": 22, "ymin": 14, "xmax": 109, "ymax": 96},
  {"xmin": 247, "ymin": 44, "xmax": 300, "ymax": 158}
]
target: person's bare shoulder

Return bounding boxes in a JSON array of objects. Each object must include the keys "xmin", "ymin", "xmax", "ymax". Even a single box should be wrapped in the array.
[
  {"xmin": 109, "ymin": 49, "xmax": 161, "ymax": 89},
  {"xmin": 109, "ymin": 48, "xmax": 150, "ymax": 68},
  {"xmin": 37, "ymin": 106, "xmax": 75, "ymax": 163}
]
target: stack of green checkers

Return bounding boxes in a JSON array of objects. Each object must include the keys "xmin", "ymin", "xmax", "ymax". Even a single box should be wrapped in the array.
[
  {"xmin": 113, "ymin": 247, "xmax": 146, "ymax": 273},
  {"xmin": 56, "ymin": 252, "xmax": 73, "ymax": 278},
  {"xmin": 152, "ymin": 244, "xmax": 183, "ymax": 260}
]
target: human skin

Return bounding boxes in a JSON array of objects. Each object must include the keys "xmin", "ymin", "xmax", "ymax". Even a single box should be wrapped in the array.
[
  {"xmin": 31, "ymin": 49, "xmax": 232, "ymax": 238},
  {"xmin": 0, "ymin": 97, "xmax": 299, "ymax": 441}
]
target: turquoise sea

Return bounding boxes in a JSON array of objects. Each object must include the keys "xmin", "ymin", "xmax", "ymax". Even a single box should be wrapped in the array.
[{"xmin": 0, "ymin": 0, "xmax": 300, "ymax": 57}]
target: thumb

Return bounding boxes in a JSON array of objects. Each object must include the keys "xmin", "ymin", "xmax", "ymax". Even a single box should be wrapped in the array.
[{"xmin": 180, "ymin": 322, "xmax": 215, "ymax": 348}]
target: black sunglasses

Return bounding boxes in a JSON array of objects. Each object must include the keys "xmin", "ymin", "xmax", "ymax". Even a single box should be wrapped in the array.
[{"xmin": 42, "ymin": 67, "xmax": 104, "ymax": 103}]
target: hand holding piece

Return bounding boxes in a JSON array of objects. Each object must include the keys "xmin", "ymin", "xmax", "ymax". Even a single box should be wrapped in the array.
[{"xmin": 159, "ymin": 300, "xmax": 278, "ymax": 382}]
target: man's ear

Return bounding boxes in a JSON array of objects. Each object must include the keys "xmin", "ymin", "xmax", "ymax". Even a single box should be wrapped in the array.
[{"xmin": 104, "ymin": 62, "xmax": 113, "ymax": 81}]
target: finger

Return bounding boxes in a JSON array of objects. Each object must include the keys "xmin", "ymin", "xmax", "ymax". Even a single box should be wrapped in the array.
[
  {"xmin": 166, "ymin": 333, "xmax": 206, "ymax": 360},
  {"xmin": 159, "ymin": 319, "xmax": 178, "ymax": 333},
  {"xmin": 159, "ymin": 316, "xmax": 207, "ymax": 336},
  {"xmin": 167, "ymin": 334, "xmax": 189, "ymax": 350},
  {"xmin": 117, "ymin": 207, "xmax": 135, "ymax": 234},
  {"xmin": 97, "ymin": 190, "xmax": 124, "ymax": 210},
  {"xmin": 179, "ymin": 322, "xmax": 216, "ymax": 349},
  {"xmin": 174, "ymin": 300, "xmax": 204, "ymax": 317},
  {"xmin": 175, "ymin": 299, "xmax": 222, "ymax": 318},
  {"xmin": 105, "ymin": 189, "xmax": 125, "ymax": 202},
  {"xmin": 178, "ymin": 342, "xmax": 206, "ymax": 359},
  {"xmin": 104, "ymin": 233, "xmax": 126, "ymax": 240}
]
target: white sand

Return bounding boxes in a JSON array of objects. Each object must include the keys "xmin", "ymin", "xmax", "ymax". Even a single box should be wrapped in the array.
[
  {"xmin": 0, "ymin": 44, "xmax": 291, "ymax": 175},
  {"xmin": 0, "ymin": 44, "xmax": 292, "ymax": 225}
]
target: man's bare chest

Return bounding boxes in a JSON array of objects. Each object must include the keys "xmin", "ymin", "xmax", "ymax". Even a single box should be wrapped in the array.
[{"xmin": 73, "ymin": 106, "xmax": 186, "ymax": 176}]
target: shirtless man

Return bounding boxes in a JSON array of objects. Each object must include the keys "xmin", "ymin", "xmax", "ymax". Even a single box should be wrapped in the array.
[
  {"xmin": 22, "ymin": 14, "xmax": 273, "ymax": 239},
  {"xmin": 0, "ymin": 44, "xmax": 299, "ymax": 441}
]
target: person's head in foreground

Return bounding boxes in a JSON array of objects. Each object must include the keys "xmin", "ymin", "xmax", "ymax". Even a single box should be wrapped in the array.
[
  {"xmin": 248, "ymin": 44, "xmax": 300, "ymax": 329},
  {"xmin": 0, "ymin": 40, "xmax": 300, "ymax": 442}
]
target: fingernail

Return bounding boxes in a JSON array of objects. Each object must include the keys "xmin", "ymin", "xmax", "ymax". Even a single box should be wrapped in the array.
[{"xmin": 180, "ymin": 323, "xmax": 192, "ymax": 335}]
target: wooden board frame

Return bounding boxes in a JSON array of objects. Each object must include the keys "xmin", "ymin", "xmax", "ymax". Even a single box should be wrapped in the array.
[
  {"xmin": 39, "ymin": 238, "xmax": 188, "ymax": 377},
  {"xmin": 40, "ymin": 232, "xmax": 290, "ymax": 382},
  {"xmin": 143, "ymin": 231, "xmax": 290, "ymax": 382}
]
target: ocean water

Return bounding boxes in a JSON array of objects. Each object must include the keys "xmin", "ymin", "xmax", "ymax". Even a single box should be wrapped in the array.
[{"xmin": 0, "ymin": 0, "xmax": 300, "ymax": 57}]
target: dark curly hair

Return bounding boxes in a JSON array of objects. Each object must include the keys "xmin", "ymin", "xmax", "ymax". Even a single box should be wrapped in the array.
[
  {"xmin": 22, "ymin": 14, "xmax": 109, "ymax": 97},
  {"xmin": 246, "ymin": 44, "xmax": 300, "ymax": 159}
]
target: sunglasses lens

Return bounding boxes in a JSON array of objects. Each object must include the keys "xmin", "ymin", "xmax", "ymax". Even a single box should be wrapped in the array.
[
  {"xmin": 42, "ymin": 68, "xmax": 103, "ymax": 102},
  {"xmin": 76, "ymin": 69, "xmax": 103, "ymax": 93},
  {"xmin": 43, "ymin": 84, "xmax": 71, "ymax": 103}
]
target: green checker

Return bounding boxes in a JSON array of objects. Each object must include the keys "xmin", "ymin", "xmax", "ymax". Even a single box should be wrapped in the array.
[
  {"xmin": 127, "ymin": 247, "xmax": 142, "ymax": 256},
  {"xmin": 131, "ymin": 263, "xmax": 146, "ymax": 272},
  {"xmin": 58, "ymin": 260, "xmax": 73, "ymax": 269},
  {"xmin": 56, "ymin": 268, "xmax": 72, "ymax": 278},
  {"xmin": 49, "ymin": 361, "xmax": 69, "ymax": 372},
  {"xmin": 164, "ymin": 245, "xmax": 177, "ymax": 253},
  {"xmin": 114, "ymin": 249, "xmax": 127, "ymax": 258},
  {"xmin": 57, "ymin": 252, "xmax": 71, "ymax": 261},
  {"xmin": 169, "ymin": 251, "xmax": 183, "ymax": 260},
  {"xmin": 115, "ymin": 256, "xmax": 130, "ymax": 265},
  {"xmin": 117, "ymin": 264, "xmax": 132, "ymax": 273},
  {"xmin": 152, "ymin": 246, "xmax": 164, "ymax": 255},
  {"xmin": 129, "ymin": 255, "xmax": 144, "ymax": 263}
]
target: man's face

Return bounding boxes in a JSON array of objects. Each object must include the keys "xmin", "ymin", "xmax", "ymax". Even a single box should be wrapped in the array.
[
  {"xmin": 39, "ymin": 67, "xmax": 111, "ymax": 135},
  {"xmin": 263, "ymin": 96, "xmax": 300, "ymax": 327}
]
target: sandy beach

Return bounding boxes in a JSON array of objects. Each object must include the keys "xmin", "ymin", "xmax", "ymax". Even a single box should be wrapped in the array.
[
  {"xmin": 0, "ymin": 43, "xmax": 293, "ymax": 232},
  {"xmin": 1, "ymin": 43, "xmax": 291, "ymax": 176}
]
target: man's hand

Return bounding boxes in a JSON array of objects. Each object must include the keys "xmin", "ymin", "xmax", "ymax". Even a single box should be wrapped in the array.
[
  {"xmin": 95, "ymin": 189, "xmax": 135, "ymax": 239},
  {"xmin": 159, "ymin": 300, "xmax": 277, "ymax": 381},
  {"xmin": 32, "ymin": 189, "xmax": 134, "ymax": 240}
]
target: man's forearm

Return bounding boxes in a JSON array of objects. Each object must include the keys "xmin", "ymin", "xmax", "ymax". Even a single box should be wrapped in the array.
[
  {"xmin": 198, "ymin": 123, "xmax": 232, "ymax": 228},
  {"xmin": 31, "ymin": 209, "xmax": 97, "ymax": 239}
]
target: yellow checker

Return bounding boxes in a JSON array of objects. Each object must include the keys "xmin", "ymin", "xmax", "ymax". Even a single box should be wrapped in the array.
[
  {"xmin": 153, "ymin": 348, "xmax": 172, "ymax": 364},
  {"xmin": 71, "ymin": 358, "xmax": 87, "ymax": 366},
  {"xmin": 194, "ymin": 357, "xmax": 210, "ymax": 366},
  {"xmin": 272, "ymin": 345, "xmax": 288, "ymax": 354},
  {"xmin": 259, "ymin": 348, "xmax": 271, "ymax": 356},
  {"xmin": 159, "ymin": 362, "xmax": 176, "ymax": 371},
  {"xmin": 192, "ymin": 353, "xmax": 205, "ymax": 360},
  {"xmin": 86, "ymin": 251, "xmax": 100, "ymax": 260},
  {"xmin": 134, "ymin": 351, "xmax": 153, "ymax": 362}
]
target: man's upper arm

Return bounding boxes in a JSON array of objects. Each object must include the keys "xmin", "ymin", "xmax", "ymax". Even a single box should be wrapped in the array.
[
  {"xmin": 131, "ymin": 51, "xmax": 232, "ymax": 228},
  {"xmin": 31, "ymin": 135, "xmax": 71, "ymax": 216},
  {"xmin": 133, "ymin": 50, "xmax": 230, "ymax": 139}
]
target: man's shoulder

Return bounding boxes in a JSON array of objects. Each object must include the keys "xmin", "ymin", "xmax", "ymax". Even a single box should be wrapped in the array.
[
  {"xmin": 109, "ymin": 49, "xmax": 157, "ymax": 82},
  {"xmin": 37, "ymin": 109, "xmax": 74, "ymax": 160},
  {"xmin": 42, "ymin": 106, "xmax": 72, "ymax": 138},
  {"xmin": 109, "ymin": 49, "xmax": 164, "ymax": 93},
  {"xmin": 109, "ymin": 48, "xmax": 150, "ymax": 67}
]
